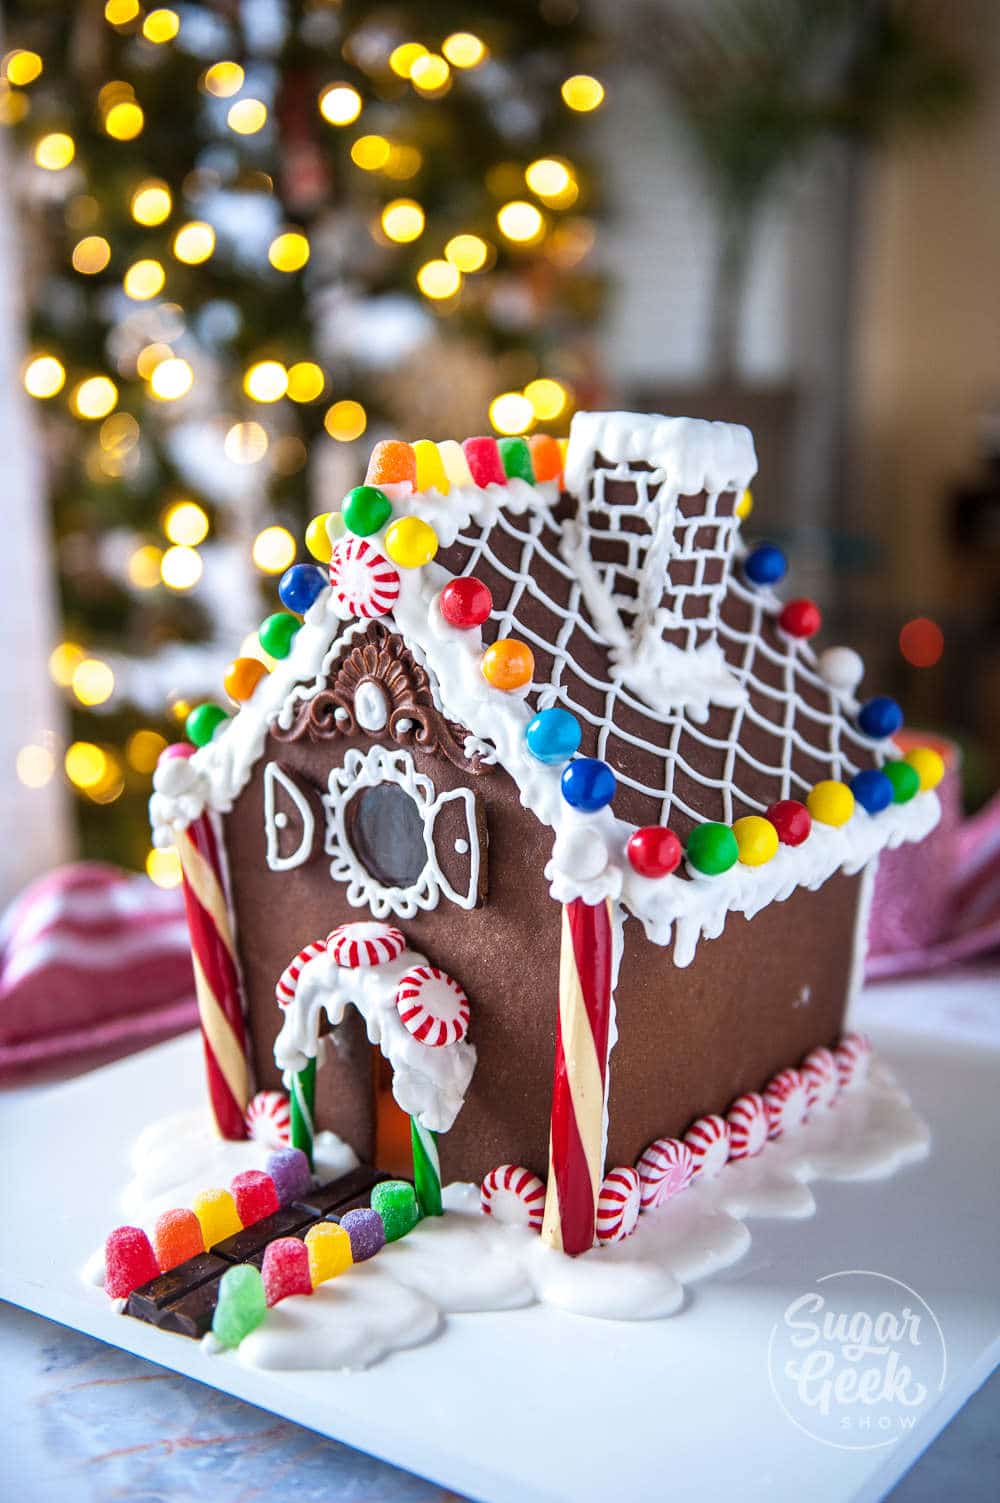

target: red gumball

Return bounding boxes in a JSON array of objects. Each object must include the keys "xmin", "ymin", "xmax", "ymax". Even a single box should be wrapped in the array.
[
  {"xmin": 766, "ymin": 799, "xmax": 811, "ymax": 846},
  {"xmin": 440, "ymin": 576, "xmax": 493, "ymax": 630},
  {"xmin": 779, "ymin": 598, "xmax": 822, "ymax": 638},
  {"xmin": 626, "ymin": 825, "xmax": 682, "ymax": 878}
]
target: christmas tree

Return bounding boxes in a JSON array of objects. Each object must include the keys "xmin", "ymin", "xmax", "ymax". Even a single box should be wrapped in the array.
[{"xmin": 2, "ymin": 0, "xmax": 604, "ymax": 882}]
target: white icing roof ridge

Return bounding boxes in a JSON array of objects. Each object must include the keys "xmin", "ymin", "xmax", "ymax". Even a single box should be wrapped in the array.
[{"xmin": 564, "ymin": 411, "xmax": 758, "ymax": 497}]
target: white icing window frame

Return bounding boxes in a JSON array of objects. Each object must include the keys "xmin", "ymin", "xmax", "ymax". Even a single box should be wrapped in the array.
[{"xmin": 323, "ymin": 744, "xmax": 481, "ymax": 919}]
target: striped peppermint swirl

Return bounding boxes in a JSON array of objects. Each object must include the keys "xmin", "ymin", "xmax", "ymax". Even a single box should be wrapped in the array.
[
  {"xmin": 635, "ymin": 1137, "xmax": 694, "ymax": 1210},
  {"xmin": 835, "ymin": 1032, "xmax": 872, "ymax": 1092},
  {"xmin": 328, "ymin": 537, "xmax": 400, "ymax": 619},
  {"xmin": 328, "ymin": 921, "xmax": 406, "ymax": 970},
  {"xmin": 727, "ymin": 1092, "xmax": 769, "ymax": 1159},
  {"xmin": 394, "ymin": 965, "xmax": 470, "ymax": 1047},
  {"xmin": 481, "ymin": 1164, "xmax": 546, "ymax": 1231},
  {"xmin": 763, "ymin": 1067, "xmax": 809, "ymax": 1138},
  {"xmin": 801, "ymin": 1046, "xmax": 840, "ymax": 1109},
  {"xmin": 275, "ymin": 939, "xmax": 328, "ymax": 1008},
  {"xmin": 683, "ymin": 1113, "xmax": 731, "ymax": 1180},
  {"xmin": 244, "ymin": 1090, "xmax": 291, "ymax": 1148},
  {"xmin": 596, "ymin": 1166, "xmax": 642, "ymax": 1244}
]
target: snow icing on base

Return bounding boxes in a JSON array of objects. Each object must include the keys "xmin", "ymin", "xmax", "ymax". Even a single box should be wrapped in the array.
[{"xmin": 84, "ymin": 1060, "xmax": 928, "ymax": 1367}]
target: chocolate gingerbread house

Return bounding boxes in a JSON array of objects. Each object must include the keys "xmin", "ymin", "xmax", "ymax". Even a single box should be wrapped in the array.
[{"xmin": 151, "ymin": 411, "xmax": 940, "ymax": 1250}]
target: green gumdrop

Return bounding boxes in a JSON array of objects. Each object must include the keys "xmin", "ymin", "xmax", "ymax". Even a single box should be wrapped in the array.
[
  {"xmin": 185, "ymin": 702, "xmax": 229, "ymax": 748},
  {"xmin": 883, "ymin": 759, "xmax": 920, "ymax": 804},
  {"xmin": 686, "ymin": 821, "xmax": 739, "ymax": 875},
  {"xmin": 497, "ymin": 436, "xmax": 535, "ymax": 484},
  {"xmin": 258, "ymin": 612, "xmax": 302, "ymax": 661},
  {"xmin": 212, "ymin": 1264, "xmax": 267, "ymax": 1348},
  {"xmin": 342, "ymin": 485, "xmax": 392, "ymax": 538},
  {"xmin": 371, "ymin": 1179, "xmax": 419, "ymax": 1242}
]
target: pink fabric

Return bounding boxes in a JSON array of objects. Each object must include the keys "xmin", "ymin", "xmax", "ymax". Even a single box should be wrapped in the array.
[{"xmin": 0, "ymin": 862, "xmax": 196, "ymax": 1077}]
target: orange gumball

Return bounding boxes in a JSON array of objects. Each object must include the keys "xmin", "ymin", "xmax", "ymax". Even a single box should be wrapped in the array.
[
  {"xmin": 482, "ymin": 638, "xmax": 534, "ymax": 691},
  {"xmin": 365, "ymin": 440, "xmax": 416, "ymax": 487},
  {"xmin": 224, "ymin": 655, "xmax": 268, "ymax": 703}
]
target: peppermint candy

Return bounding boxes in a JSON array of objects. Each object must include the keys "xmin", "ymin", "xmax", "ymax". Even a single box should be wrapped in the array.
[
  {"xmin": 835, "ymin": 1032, "xmax": 872, "ymax": 1093},
  {"xmin": 275, "ymin": 938, "xmax": 328, "ymax": 1008},
  {"xmin": 328, "ymin": 537, "xmax": 400, "ymax": 619},
  {"xmin": 245, "ymin": 1090, "xmax": 291, "ymax": 1149},
  {"xmin": 802, "ymin": 1046, "xmax": 840, "ymax": 1110},
  {"xmin": 684, "ymin": 1114, "xmax": 731, "ymax": 1180},
  {"xmin": 480, "ymin": 1165, "xmax": 546, "ymax": 1231},
  {"xmin": 764, "ymin": 1067, "xmax": 809, "ymax": 1138},
  {"xmin": 596, "ymin": 1166, "xmax": 642, "ymax": 1244},
  {"xmin": 395, "ymin": 965, "xmax": 470, "ymax": 1047},
  {"xmin": 636, "ymin": 1137, "xmax": 694, "ymax": 1210},
  {"xmin": 727, "ymin": 1092, "xmax": 769, "ymax": 1159},
  {"xmin": 328, "ymin": 921, "xmax": 406, "ymax": 970}
]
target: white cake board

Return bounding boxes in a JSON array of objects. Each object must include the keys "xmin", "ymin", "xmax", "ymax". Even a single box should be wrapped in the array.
[{"xmin": 2, "ymin": 992, "xmax": 999, "ymax": 1503}]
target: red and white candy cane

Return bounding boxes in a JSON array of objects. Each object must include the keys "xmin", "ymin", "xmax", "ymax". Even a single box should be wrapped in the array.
[
  {"xmin": 636, "ymin": 1136, "xmax": 694, "ymax": 1209},
  {"xmin": 802, "ymin": 1046, "xmax": 840, "ymax": 1110},
  {"xmin": 764, "ymin": 1067, "xmax": 809, "ymax": 1138},
  {"xmin": 175, "ymin": 814, "xmax": 252, "ymax": 1140},
  {"xmin": 541, "ymin": 897, "xmax": 615, "ymax": 1255},
  {"xmin": 727, "ymin": 1092, "xmax": 768, "ymax": 1160},
  {"xmin": 835, "ymin": 1032, "xmax": 872, "ymax": 1092},
  {"xmin": 328, "ymin": 537, "xmax": 400, "ymax": 619},
  {"xmin": 328, "ymin": 921, "xmax": 406, "ymax": 970},
  {"xmin": 275, "ymin": 938, "xmax": 328, "ymax": 1008},
  {"xmin": 481, "ymin": 1164, "xmax": 546, "ymax": 1231},
  {"xmin": 596, "ymin": 1167, "xmax": 642, "ymax": 1244},
  {"xmin": 684, "ymin": 1114, "xmax": 731, "ymax": 1181}
]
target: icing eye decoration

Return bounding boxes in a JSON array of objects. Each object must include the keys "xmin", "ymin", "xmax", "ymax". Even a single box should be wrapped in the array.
[
  {"xmin": 765, "ymin": 799, "xmax": 811, "ymax": 846},
  {"xmin": 743, "ymin": 542, "xmax": 787, "ymax": 587},
  {"xmin": 882, "ymin": 759, "xmax": 920, "ymax": 804},
  {"xmin": 560, "ymin": 756, "xmax": 616, "ymax": 812},
  {"xmin": 328, "ymin": 537, "xmax": 400, "ymax": 619},
  {"xmin": 278, "ymin": 562, "xmax": 328, "ymax": 614},
  {"xmin": 342, "ymin": 484, "xmax": 393, "ymax": 538},
  {"xmin": 807, "ymin": 779, "xmax": 855, "ymax": 827},
  {"xmin": 525, "ymin": 706, "xmax": 582, "ymax": 765},
  {"xmin": 185, "ymin": 702, "xmax": 229, "ymax": 746},
  {"xmin": 626, "ymin": 824, "xmax": 681, "ymax": 878},
  {"xmin": 857, "ymin": 695, "xmax": 904, "ymax": 740},
  {"xmin": 482, "ymin": 637, "xmax": 534, "ymax": 691},
  {"xmin": 685, "ymin": 821, "xmax": 738, "ymax": 875},
  {"xmin": 850, "ymin": 768, "xmax": 894, "ymax": 815},
  {"xmin": 366, "ymin": 440, "xmax": 417, "ymax": 488},
  {"xmin": 440, "ymin": 575, "xmax": 493, "ymax": 629},
  {"xmin": 778, "ymin": 598, "xmax": 822, "ymax": 638},
  {"xmin": 384, "ymin": 515, "xmax": 439, "ymax": 569}
]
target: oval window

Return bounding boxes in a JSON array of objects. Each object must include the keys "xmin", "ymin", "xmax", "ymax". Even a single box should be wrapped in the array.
[{"xmin": 347, "ymin": 781, "xmax": 428, "ymax": 890}]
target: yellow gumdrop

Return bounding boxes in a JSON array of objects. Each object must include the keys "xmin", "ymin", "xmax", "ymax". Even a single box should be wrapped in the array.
[
  {"xmin": 385, "ymin": 515, "xmax": 439, "ymax": 568},
  {"xmin": 733, "ymin": 814, "xmax": 778, "ymax": 866},
  {"xmin": 413, "ymin": 438, "xmax": 450, "ymax": 496},
  {"xmin": 807, "ymin": 780, "xmax": 855, "ymax": 828},
  {"xmin": 305, "ymin": 1221, "xmax": 353, "ymax": 1286},
  {"xmin": 736, "ymin": 487, "xmax": 753, "ymax": 520},
  {"xmin": 305, "ymin": 513, "xmax": 334, "ymax": 563},
  {"xmin": 904, "ymin": 746, "xmax": 945, "ymax": 792},
  {"xmin": 192, "ymin": 1189, "xmax": 243, "ymax": 1251}
]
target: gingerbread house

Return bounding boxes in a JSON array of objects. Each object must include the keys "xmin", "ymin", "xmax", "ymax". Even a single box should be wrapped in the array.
[{"xmin": 151, "ymin": 411, "xmax": 941, "ymax": 1253}]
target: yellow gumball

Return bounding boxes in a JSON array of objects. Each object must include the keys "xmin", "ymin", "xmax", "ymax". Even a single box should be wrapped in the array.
[
  {"xmin": 732, "ymin": 814, "xmax": 778, "ymax": 866},
  {"xmin": 736, "ymin": 487, "xmax": 753, "ymax": 520},
  {"xmin": 305, "ymin": 512, "xmax": 334, "ymax": 563},
  {"xmin": 807, "ymin": 780, "xmax": 855, "ymax": 828},
  {"xmin": 904, "ymin": 746, "xmax": 945, "ymax": 792},
  {"xmin": 385, "ymin": 515, "xmax": 439, "ymax": 568}
]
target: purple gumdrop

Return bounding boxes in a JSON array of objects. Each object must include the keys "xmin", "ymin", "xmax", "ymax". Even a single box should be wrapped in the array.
[
  {"xmin": 340, "ymin": 1207, "xmax": 386, "ymax": 1263},
  {"xmin": 265, "ymin": 1147, "xmax": 312, "ymax": 1207}
]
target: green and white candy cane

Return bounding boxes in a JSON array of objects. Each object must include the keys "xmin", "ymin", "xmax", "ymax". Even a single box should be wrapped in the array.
[
  {"xmin": 289, "ymin": 1058, "xmax": 316, "ymax": 1169},
  {"xmin": 410, "ymin": 1117, "xmax": 442, "ymax": 1217}
]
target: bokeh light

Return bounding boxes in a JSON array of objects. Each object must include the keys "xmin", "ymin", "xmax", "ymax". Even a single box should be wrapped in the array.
[
  {"xmin": 445, "ymin": 234, "xmax": 489, "ymax": 272},
  {"xmin": 252, "ymin": 526, "xmax": 296, "ymax": 573},
  {"xmin": 319, "ymin": 84, "xmax": 362, "ymax": 126},
  {"xmin": 127, "ymin": 729, "xmax": 167, "ymax": 773},
  {"xmin": 71, "ymin": 376, "xmax": 118, "ymax": 419},
  {"xmin": 172, "ymin": 221, "xmax": 215, "ymax": 264},
  {"xmin": 149, "ymin": 356, "xmax": 193, "ymax": 400},
  {"xmin": 497, "ymin": 200, "xmax": 545, "ymax": 244},
  {"xmin": 410, "ymin": 55, "xmax": 451, "ymax": 96},
  {"xmin": 49, "ymin": 642, "xmax": 85, "ymax": 686},
  {"xmin": 104, "ymin": 101, "xmax": 144, "ymax": 140},
  {"xmin": 268, "ymin": 232, "xmax": 310, "ymax": 272},
  {"xmin": 130, "ymin": 180, "xmax": 172, "ymax": 225},
  {"xmin": 442, "ymin": 33, "xmax": 487, "ymax": 69},
  {"xmin": 105, "ymin": 0, "xmax": 140, "ymax": 23},
  {"xmin": 160, "ymin": 544, "xmax": 203, "ymax": 589},
  {"xmin": 72, "ymin": 236, "xmax": 111, "ymax": 274},
  {"xmin": 417, "ymin": 259, "xmax": 461, "ymax": 300},
  {"xmin": 224, "ymin": 420, "xmax": 268, "ymax": 463},
  {"xmin": 146, "ymin": 847, "xmax": 183, "ymax": 888},
  {"xmin": 163, "ymin": 500, "xmax": 208, "ymax": 546},
  {"xmin": 16, "ymin": 744, "xmax": 55, "ymax": 789},
  {"xmin": 65, "ymin": 741, "xmax": 108, "ymax": 789},
  {"xmin": 123, "ymin": 258, "xmax": 165, "ymax": 300},
  {"xmin": 142, "ymin": 9, "xmax": 180, "ymax": 44},
  {"xmin": 227, "ymin": 98, "xmax": 267, "ymax": 134},
  {"xmin": 35, "ymin": 132, "xmax": 75, "ymax": 170},
  {"xmin": 203, "ymin": 61, "xmax": 244, "ymax": 98},
  {"xmin": 524, "ymin": 378, "xmax": 569, "ymax": 421},
  {"xmin": 244, "ymin": 360, "xmax": 288, "ymax": 402},
  {"xmin": 351, "ymin": 134, "xmax": 391, "ymax": 171},
  {"xmin": 287, "ymin": 362, "xmax": 325, "ymax": 402},
  {"xmin": 381, "ymin": 198, "xmax": 425, "ymax": 243},
  {"xmin": 72, "ymin": 657, "xmax": 115, "ymax": 705},
  {"xmin": 389, "ymin": 43, "xmax": 427, "ymax": 78},
  {"xmin": 323, "ymin": 399, "xmax": 367, "ymax": 442},
  {"xmin": 127, "ymin": 544, "xmax": 162, "ymax": 588},
  {"xmin": 899, "ymin": 617, "xmax": 945, "ymax": 668},
  {"xmin": 4, "ymin": 51, "xmax": 44, "ymax": 86},
  {"xmin": 561, "ymin": 74, "xmax": 605, "ymax": 112},
  {"xmin": 490, "ymin": 392, "xmax": 535, "ymax": 435},
  {"xmin": 24, "ymin": 355, "xmax": 66, "ymax": 398}
]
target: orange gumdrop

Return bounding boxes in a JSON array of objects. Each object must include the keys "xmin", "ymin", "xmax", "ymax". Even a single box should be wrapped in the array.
[
  {"xmin": 529, "ymin": 433, "xmax": 563, "ymax": 485},
  {"xmin": 482, "ymin": 638, "xmax": 535, "ymax": 691},
  {"xmin": 365, "ymin": 440, "xmax": 417, "ymax": 487},
  {"xmin": 152, "ymin": 1207, "xmax": 204, "ymax": 1271},
  {"xmin": 224, "ymin": 656, "xmax": 269, "ymax": 703}
]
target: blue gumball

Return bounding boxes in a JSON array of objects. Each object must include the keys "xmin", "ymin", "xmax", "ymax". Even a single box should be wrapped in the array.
[
  {"xmin": 278, "ymin": 563, "xmax": 328, "ymax": 615},
  {"xmin": 560, "ymin": 757, "xmax": 616, "ymax": 813},
  {"xmin": 850, "ymin": 768, "xmax": 894, "ymax": 814},
  {"xmin": 743, "ymin": 543, "xmax": 787, "ymax": 587},
  {"xmin": 525, "ymin": 707, "xmax": 582, "ymax": 765},
  {"xmin": 857, "ymin": 695, "xmax": 903, "ymax": 740}
]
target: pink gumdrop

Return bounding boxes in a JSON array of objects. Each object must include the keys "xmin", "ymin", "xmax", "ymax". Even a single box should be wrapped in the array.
[
  {"xmin": 462, "ymin": 436, "xmax": 506, "ymax": 487},
  {"xmin": 231, "ymin": 1169, "xmax": 280, "ymax": 1227},
  {"xmin": 158, "ymin": 742, "xmax": 195, "ymax": 765},
  {"xmin": 104, "ymin": 1226, "xmax": 160, "ymax": 1298},
  {"xmin": 261, "ymin": 1237, "xmax": 313, "ymax": 1307}
]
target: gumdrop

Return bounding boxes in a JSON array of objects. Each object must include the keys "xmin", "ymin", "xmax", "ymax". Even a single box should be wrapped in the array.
[
  {"xmin": 462, "ymin": 436, "xmax": 506, "ymax": 488},
  {"xmin": 365, "ymin": 439, "xmax": 416, "ymax": 487},
  {"xmin": 371, "ymin": 1180, "xmax": 419, "ymax": 1243},
  {"xmin": 212, "ymin": 1264, "xmax": 267, "ymax": 1349},
  {"xmin": 265, "ymin": 1147, "xmax": 312, "ymax": 1207},
  {"xmin": 192, "ymin": 1188, "xmax": 243, "ymax": 1251},
  {"xmin": 304, "ymin": 1222, "xmax": 353, "ymax": 1286},
  {"xmin": 104, "ymin": 1226, "xmax": 159, "ymax": 1298},
  {"xmin": 152, "ymin": 1208, "xmax": 203, "ymax": 1271},
  {"xmin": 261, "ymin": 1237, "xmax": 313, "ymax": 1306},
  {"xmin": 231, "ymin": 1169, "xmax": 280, "ymax": 1227},
  {"xmin": 340, "ymin": 1207, "xmax": 386, "ymax": 1263}
]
